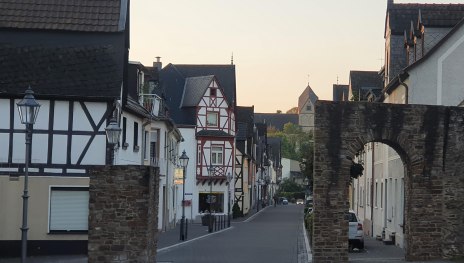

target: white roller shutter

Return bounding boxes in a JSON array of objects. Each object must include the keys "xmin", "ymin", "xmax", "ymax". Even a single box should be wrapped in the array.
[{"xmin": 49, "ymin": 188, "xmax": 89, "ymax": 231}]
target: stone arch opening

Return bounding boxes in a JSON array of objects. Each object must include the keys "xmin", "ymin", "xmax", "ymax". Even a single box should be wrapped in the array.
[
  {"xmin": 349, "ymin": 141, "xmax": 408, "ymax": 251},
  {"xmin": 312, "ymin": 101, "xmax": 464, "ymax": 262}
]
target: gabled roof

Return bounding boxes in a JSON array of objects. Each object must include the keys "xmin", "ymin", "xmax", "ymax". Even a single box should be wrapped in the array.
[
  {"xmin": 385, "ymin": 17, "xmax": 464, "ymax": 96},
  {"xmin": 298, "ymin": 85, "xmax": 318, "ymax": 113},
  {"xmin": 0, "ymin": 0, "xmax": 127, "ymax": 32},
  {"xmin": 171, "ymin": 64, "xmax": 236, "ymax": 107},
  {"xmin": 332, "ymin": 84, "xmax": 349, "ymax": 101},
  {"xmin": 349, "ymin": 71, "xmax": 383, "ymax": 101},
  {"xmin": 181, "ymin": 75, "xmax": 215, "ymax": 107},
  {"xmin": 0, "ymin": 44, "xmax": 123, "ymax": 99},
  {"xmin": 386, "ymin": 3, "xmax": 464, "ymax": 36},
  {"xmin": 160, "ymin": 63, "xmax": 236, "ymax": 125},
  {"xmin": 254, "ymin": 113, "xmax": 298, "ymax": 131},
  {"xmin": 405, "ymin": 17, "xmax": 464, "ymax": 73}
]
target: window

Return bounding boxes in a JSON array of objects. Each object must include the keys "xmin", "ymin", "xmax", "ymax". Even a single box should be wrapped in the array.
[
  {"xmin": 49, "ymin": 187, "xmax": 89, "ymax": 232},
  {"xmin": 198, "ymin": 192, "xmax": 224, "ymax": 213},
  {"xmin": 207, "ymin": 112, "xmax": 218, "ymax": 127},
  {"xmin": 375, "ymin": 182, "xmax": 378, "ymax": 207},
  {"xmin": 197, "ymin": 145, "xmax": 202, "ymax": 165},
  {"xmin": 122, "ymin": 117, "xmax": 127, "ymax": 147},
  {"xmin": 210, "ymin": 88, "xmax": 217, "ymax": 97},
  {"xmin": 381, "ymin": 182, "xmax": 384, "ymax": 209},
  {"xmin": 211, "ymin": 146, "xmax": 223, "ymax": 165},
  {"xmin": 306, "ymin": 105, "xmax": 311, "ymax": 111},
  {"xmin": 144, "ymin": 131, "xmax": 149, "ymax": 159},
  {"xmin": 134, "ymin": 121, "xmax": 139, "ymax": 151},
  {"xmin": 149, "ymin": 131, "xmax": 158, "ymax": 164}
]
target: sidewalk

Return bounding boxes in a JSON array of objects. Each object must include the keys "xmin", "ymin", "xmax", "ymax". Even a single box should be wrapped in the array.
[{"xmin": 0, "ymin": 205, "xmax": 269, "ymax": 263}]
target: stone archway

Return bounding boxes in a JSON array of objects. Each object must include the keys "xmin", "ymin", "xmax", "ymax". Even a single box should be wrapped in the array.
[{"xmin": 312, "ymin": 101, "xmax": 464, "ymax": 262}]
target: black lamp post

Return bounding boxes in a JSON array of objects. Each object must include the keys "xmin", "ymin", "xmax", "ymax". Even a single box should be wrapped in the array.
[
  {"xmin": 105, "ymin": 117, "xmax": 121, "ymax": 165},
  {"xmin": 16, "ymin": 86, "xmax": 41, "ymax": 263},
  {"xmin": 179, "ymin": 150, "xmax": 189, "ymax": 241},
  {"xmin": 226, "ymin": 172, "xmax": 233, "ymax": 227},
  {"xmin": 208, "ymin": 165, "xmax": 215, "ymax": 233}
]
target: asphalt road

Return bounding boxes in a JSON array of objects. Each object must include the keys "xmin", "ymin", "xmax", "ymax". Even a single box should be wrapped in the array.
[{"xmin": 156, "ymin": 204, "xmax": 307, "ymax": 263}]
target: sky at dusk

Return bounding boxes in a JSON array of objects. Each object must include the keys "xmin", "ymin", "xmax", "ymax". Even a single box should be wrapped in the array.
[{"xmin": 129, "ymin": 0, "xmax": 463, "ymax": 113}]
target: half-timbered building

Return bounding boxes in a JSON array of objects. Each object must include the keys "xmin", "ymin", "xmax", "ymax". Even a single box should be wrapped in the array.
[
  {"xmin": 160, "ymin": 64, "xmax": 236, "ymax": 222},
  {"xmin": 235, "ymin": 106, "xmax": 257, "ymax": 216},
  {"xmin": 0, "ymin": 0, "xmax": 178, "ymax": 256}
]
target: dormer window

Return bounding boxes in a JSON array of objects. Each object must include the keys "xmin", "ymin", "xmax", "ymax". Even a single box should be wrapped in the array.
[
  {"xmin": 207, "ymin": 112, "xmax": 218, "ymax": 127},
  {"xmin": 210, "ymin": 88, "xmax": 217, "ymax": 97}
]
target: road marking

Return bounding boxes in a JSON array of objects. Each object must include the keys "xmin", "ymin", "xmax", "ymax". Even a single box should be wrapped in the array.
[{"xmin": 157, "ymin": 226, "xmax": 234, "ymax": 253}]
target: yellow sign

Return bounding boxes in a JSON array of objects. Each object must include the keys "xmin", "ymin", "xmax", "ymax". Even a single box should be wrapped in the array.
[{"xmin": 174, "ymin": 168, "xmax": 184, "ymax": 180}]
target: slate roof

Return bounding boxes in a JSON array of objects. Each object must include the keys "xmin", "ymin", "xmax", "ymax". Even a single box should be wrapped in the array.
[
  {"xmin": 236, "ymin": 106, "xmax": 254, "ymax": 139},
  {"xmin": 0, "ymin": 44, "xmax": 123, "ymax": 99},
  {"xmin": 387, "ymin": 3, "xmax": 464, "ymax": 35},
  {"xmin": 332, "ymin": 84, "xmax": 349, "ymax": 101},
  {"xmin": 349, "ymin": 71, "xmax": 383, "ymax": 101},
  {"xmin": 181, "ymin": 75, "xmax": 214, "ymax": 107},
  {"xmin": 298, "ymin": 85, "xmax": 318, "ymax": 113},
  {"xmin": 160, "ymin": 64, "xmax": 236, "ymax": 125},
  {"xmin": 0, "ymin": 0, "xmax": 126, "ymax": 32},
  {"xmin": 254, "ymin": 113, "xmax": 298, "ymax": 131},
  {"xmin": 267, "ymin": 137, "xmax": 282, "ymax": 166}
]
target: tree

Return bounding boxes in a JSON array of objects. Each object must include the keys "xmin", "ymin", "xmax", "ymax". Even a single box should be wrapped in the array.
[
  {"xmin": 267, "ymin": 123, "xmax": 314, "ymax": 191},
  {"xmin": 286, "ymin": 107, "xmax": 298, "ymax": 114},
  {"xmin": 278, "ymin": 178, "xmax": 304, "ymax": 192}
]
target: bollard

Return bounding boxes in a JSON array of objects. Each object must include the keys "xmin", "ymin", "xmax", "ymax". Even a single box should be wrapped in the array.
[{"xmin": 186, "ymin": 218, "xmax": 188, "ymax": 240}]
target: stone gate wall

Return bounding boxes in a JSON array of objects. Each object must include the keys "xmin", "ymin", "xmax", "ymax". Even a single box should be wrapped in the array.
[
  {"xmin": 88, "ymin": 165, "xmax": 159, "ymax": 263},
  {"xmin": 312, "ymin": 101, "xmax": 464, "ymax": 262}
]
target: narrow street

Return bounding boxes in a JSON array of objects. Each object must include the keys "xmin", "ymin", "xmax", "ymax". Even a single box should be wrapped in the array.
[{"xmin": 156, "ymin": 204, "xmax": 308, "ymax": 263}]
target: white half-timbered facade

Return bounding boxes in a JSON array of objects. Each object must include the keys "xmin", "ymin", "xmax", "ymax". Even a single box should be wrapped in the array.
[{"xmin": 160, "ymin": 64, "xmax": 238, "ymax": 223}]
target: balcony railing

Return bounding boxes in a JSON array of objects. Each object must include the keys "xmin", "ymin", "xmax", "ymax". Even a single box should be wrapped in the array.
[{"xmin": 139, "ymin": 94, "xmax": 165, "ymax": 117}]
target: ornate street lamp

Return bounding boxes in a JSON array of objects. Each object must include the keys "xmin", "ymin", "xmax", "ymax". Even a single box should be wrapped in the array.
[
  {"xmin": 226, "ymin": 172, "xmax": 233, "ymax": 227},
  {"xmin": 105, "ymin": 117, "xmax": 121, "ymax": 165},
  {"xmin": 16, "ymin": 86, "xmax": 41, "ymax": 263},
  {"xmin": 208, "ymin": 165, "xmax": 215, "ymax": 233},
  {"xmin": 179, "ymin": 150, "xmax": 189, "ymax": 241}
]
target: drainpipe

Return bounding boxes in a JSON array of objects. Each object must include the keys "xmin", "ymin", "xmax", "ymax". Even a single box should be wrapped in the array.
[{"xmin": 371, "ymin": 142, "xmax": 375, "ymax": 237}]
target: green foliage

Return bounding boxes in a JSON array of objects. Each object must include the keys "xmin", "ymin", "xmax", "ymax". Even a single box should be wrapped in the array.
[
  {"xmin": 268, "ymin": 124, "xmax": 315, "ymax": 192},
  {"xmin": 278, "ymin": 178, "xmax": 304, "ymax": 192},
  {"xmin": 304, "ymin": 212, "xmax": 313, "ymax": 247}
]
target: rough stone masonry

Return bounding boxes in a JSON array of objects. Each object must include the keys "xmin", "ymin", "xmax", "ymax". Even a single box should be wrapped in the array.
[
  {"xmin": 88, "ymin": 165, "xmax": 159, "ymax": 263},
  {"xmin": 312, "ymin": 101, "xmax": 464, "ymax": 263}
]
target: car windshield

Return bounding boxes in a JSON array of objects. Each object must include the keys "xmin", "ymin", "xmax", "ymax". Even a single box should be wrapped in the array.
[{"xmin": 348, "ymin": 212, "xmax": 358, "ymax": 222}]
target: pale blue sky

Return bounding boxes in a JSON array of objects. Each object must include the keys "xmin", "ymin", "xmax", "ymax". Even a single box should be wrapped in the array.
[{"xmin": 130, "ymin": 0, "xmax": 462, "ymax": 112}]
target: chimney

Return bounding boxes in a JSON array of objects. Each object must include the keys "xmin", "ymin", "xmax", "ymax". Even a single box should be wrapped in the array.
[{"xmin": 153, "ymin": 56, "xmax": 162, "ymax": 71}]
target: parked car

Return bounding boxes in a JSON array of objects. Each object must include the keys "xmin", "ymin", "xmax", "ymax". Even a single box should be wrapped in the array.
[
  {"xmin": 296, "ymin": 199, "xmax": 304, "ymax": 205},
  {"xmin": 282, "ymin": 199, "xmax": 288, "ymax": 205},
  {"xmin": 348, "ymin": 210, "xmax": 364, "ymax": 250}
]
